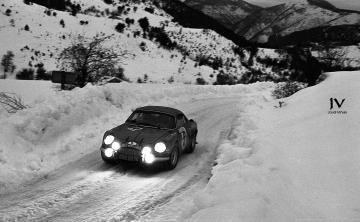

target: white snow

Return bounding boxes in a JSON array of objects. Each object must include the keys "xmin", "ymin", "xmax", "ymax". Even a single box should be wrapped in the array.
[
  {"xmin": 0, "ymin": 0, "xmax": 217, "ymax": 83},
  {"xmin": 0, "ymin": 79, "xmax": 273, "ymax": 193},
  {"xmin": 1, "ymin": 71, "xmax": 360, "ymax": 221},
  {"xmin": 0, "ymin": 79, "xmax": 56, "ymax": 104},
  {"xmin": 187, "ymin": 71, "xmax": 360, "ymax": 221}
]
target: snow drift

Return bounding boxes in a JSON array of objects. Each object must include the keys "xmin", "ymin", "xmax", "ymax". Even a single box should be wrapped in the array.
[
  {"xmin": 189, "ymin": 71, "xmax": 360, "ymax": 221},
  {"xmin": 0, "ymin": 80, "xmax": 273, "ymax": 194}
]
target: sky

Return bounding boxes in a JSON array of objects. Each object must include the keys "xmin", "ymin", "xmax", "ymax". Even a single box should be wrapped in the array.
[{"xmin": 245, "ymin": 0, "xmax": 360, "ymax": 11}]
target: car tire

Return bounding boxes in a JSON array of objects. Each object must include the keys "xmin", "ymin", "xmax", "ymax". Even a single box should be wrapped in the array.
[
  {"xmin": 101, "ymin": 151, "xmax": 116, "ymax": 165},
  {"xmin": 185, "ymin": 134, "xmax": 197, "ymax": 153},
  {"xmin": 165, "ymin": 147, "xmax": 179, "ymax": 170}
]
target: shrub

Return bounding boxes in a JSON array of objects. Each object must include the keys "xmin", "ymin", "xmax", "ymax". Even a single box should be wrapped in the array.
[
  {"xmin": 167, "ymin": 76, "xmax": 174, "ymax": 83},
  {"xmin": 1, "ymin": 51, "xmax": 16, "ymax": 78},
  {"xmin": 143, "ymin": 74, "xmax": 148, "ymax": 82},
  {"xmin": 149, "ymin": 27, "xmax": 176, "ymax": 50},
  {"xmin": 103, "ymin": 0, "xmax": 113, "ymax": 4},
  {"xmin": 35, "ymin": 63, "xmax": 50, "ymax": 80},
  {"xmin": 197, "ymin": 56, "xmax": 223, "ymax": 70},
  {"xmin": 65, "ymin": 1, "xmax": 81, "ymax": 16},
  {"xmin": 60, "ymin": 19, "xmax": 65, "ymax": 28},
  {"xmin": 125, "ymin": 17, "xmax": 134, "ymax": 27},
  {"xmin": 79, "ymin": 20, "xmax": 89, "ymax": 25},
  {"xmin": 16, "ymin": 68, "xmax": 34, "ymax": 80},
  {"xmin": 139, "ymin": 42, "xmax": 146, "ymax": 51},
  {"xmin": 138, "ymin": 17, "xmax": 149, "ymax": 31},
  {"xmin": 115, "ymin": 22, "xmax": 126, "ymax": 33},
  {"xmin": 9, "ymin": 19, "xmax": 15, "ymax": 27},
  {"xmin": 144, "ymin": 7, "xmax": 154, "ymax": 14},
  {"xmin": 45, "ymin": 9, "xmax": 52, "ymax": 16},
  {"xmin": 24, "ymin": 25, "xmax": 30, "ymax": 31},
  {"xmin": 0, "ymin": 92, "xmax": 27, "ymax": 113},
  {"xmin": 117, "ymin": 6, "xmax": 125, "ymax": 14},
  {"xmin": 287, "ymin": 47, "xmax": 322, "ymax": 86},
  {"xmin": 239, "ymin": 69, "xmax": 272, "ymax": 84},
  {"xmin": 214, "ymin": 72, "xmax": 236, "ymax": 85},
  {"xmin": 114, "ymin": 67, "xmax": 129, "ymax": 82},
  {"xmin": 272, "ymin": 81, "xmax": 307, "ymax": 99},
  {"xmin": 196, "ymin": 77, "xmax": 207, "ymax": 85},
  {"xmin": 5, "ymin": 9, "xmax": 11, "ymax": 16}
]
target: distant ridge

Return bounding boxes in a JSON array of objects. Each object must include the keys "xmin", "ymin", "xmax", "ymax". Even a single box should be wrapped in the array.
[
  {"xmin": 155, "ymin": 0, "xmax": 251, "ymax": 46},
  {"xmin": 307, "ymin": 0, "xmax": 360, "ymax": 14}
]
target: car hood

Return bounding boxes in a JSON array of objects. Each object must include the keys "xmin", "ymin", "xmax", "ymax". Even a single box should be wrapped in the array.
[{"xmin": 109, "ymin": 123, "xmax": 171, "ymax": 145}]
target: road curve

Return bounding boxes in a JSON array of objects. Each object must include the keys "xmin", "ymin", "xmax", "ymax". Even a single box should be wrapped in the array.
[{"xmin": 0, "ymin": 97, "xmax": 240, "ymax": 222}]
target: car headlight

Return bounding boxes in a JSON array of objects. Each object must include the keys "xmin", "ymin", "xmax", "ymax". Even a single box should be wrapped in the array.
[
  {"xmin": 141, "ymin": 146, "xmax": 155, "ymax": 164},
  {"xmin": 104, "ymin": 148, "xmax": 114, "ymax": 158},
  {"xmin": 154, "ymin": 142, "xmax": 166, "ymax": 153},
  {"xmin": 104, "ymin": 135, "xmax": 115, "ymax": 145},
  {"xmin": 112, "ymin": 141, "xmax": 121, "ymax": 151},
  {"xmin": 144, "ymin": 153, "xmax": 155, "ymax": 164},
  {"xmin": 142, "ymin": 146, "xmax": 152, "ymax": 155}
]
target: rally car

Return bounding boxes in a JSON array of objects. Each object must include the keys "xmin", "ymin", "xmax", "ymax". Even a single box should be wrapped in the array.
[{"xmin": 100, "ymin": 106, "xmax": 197, "ymax": 170}]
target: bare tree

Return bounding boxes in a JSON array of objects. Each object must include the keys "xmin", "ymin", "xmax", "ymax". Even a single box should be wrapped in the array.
[
  {"xmin": 0, "ymin": 92, "xmax": 27, "ymax": 113},
  {"xmin": 58, "ymin": 33, "xmax": 128, "ymax": 87},
  {"xmin": 1, "ymin": 51, "xmax": 16, "ymax": 79},
  {"xmin": 318, "ymin": 45, "xmax": 348, "ymax": 70}
]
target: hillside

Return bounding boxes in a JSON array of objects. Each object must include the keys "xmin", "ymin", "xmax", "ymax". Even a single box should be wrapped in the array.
[
  {"xmin": 1, "ymin": 0, "xmax": 357, "ymax": 86},
  {"xmin": 0, "ymin": 0, "xmax": 228, "ymax": 84},
  {"xmin": 234, "ymin": 0, "xmax": 360, "ymax": 44},
  {"xmin": 1, "ymin": 0, "xmax": 311, "ymax": 85},
  {"xmin": 182, "ymin": 0, "xmax": 360, "ymax": 45},
  {"xmin": 183, "ymin": 0, "xmax": 261, "ymax": 29}
]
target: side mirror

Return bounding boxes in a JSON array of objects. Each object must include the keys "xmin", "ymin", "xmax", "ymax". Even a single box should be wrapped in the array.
[{"xmin": 189, "ymin": 119, "xmax": 194, "ymax": 122}]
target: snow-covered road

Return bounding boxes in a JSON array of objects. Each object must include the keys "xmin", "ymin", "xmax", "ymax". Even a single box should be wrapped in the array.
[
  {"xmin": 0, "ymin": 97, "xmax": 240, "ymax": 222},
  {"xmin": 3, "ymin": 71, "xmax": 358, "ymax": 222}
]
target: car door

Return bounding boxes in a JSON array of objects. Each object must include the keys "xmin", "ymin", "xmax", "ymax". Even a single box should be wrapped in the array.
[{"xmin": 176, "ymin": 114, "xmax": 189, "ymax": 152}]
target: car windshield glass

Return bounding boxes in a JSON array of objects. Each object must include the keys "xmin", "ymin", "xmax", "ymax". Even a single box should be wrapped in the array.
[{"xmin": 126, "ymin": 111, "xmax": 175, "ymax": 129}]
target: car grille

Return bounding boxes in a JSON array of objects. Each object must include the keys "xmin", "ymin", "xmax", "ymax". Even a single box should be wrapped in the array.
[{"xmin": 117, "ymin": 147, "xmax": 141, "ymax": 162}]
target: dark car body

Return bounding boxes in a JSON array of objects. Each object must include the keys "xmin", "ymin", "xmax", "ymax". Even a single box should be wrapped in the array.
[{"xmin": 100, "ymin": 106, "xmax": 197, "ymax": 169}]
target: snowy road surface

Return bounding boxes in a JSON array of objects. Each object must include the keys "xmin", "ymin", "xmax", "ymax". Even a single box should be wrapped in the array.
[{"xmin": 0, "ymin": 97, "xmax": 240, "ymax": 222}]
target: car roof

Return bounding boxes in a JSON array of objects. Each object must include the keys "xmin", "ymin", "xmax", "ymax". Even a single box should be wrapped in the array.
[{"xmin": 135, "ymin": 106, "xmax": 184, "ymax": 116}]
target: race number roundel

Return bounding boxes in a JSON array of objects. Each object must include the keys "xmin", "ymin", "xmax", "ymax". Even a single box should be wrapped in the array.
[{"xmin": 179, "ymin": 127, "xmax": 187, "ymax": 151}]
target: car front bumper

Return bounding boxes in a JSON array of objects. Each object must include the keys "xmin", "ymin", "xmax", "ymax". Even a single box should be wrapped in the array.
[{"xmin": 100, "ymin": 147, "xmax": 170, "ymax": 163}]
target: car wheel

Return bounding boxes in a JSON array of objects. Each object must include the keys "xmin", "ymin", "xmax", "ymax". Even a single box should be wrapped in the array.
[
  {"xmin": 185, "ymin": 134, "xmax": 196, "ymax": 153},
  {"xmin": 101, "ymin": 151, "xmax": 116, "ymax": 165},
  {"xmin": 165, "ymin": 148, "xmax": 179, "ymax": 170}
]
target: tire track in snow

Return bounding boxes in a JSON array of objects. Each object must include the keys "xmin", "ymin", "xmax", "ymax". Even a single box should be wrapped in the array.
[{"xmin": 0, "ymin": 97, "xmax": 240, "ymax": 222}]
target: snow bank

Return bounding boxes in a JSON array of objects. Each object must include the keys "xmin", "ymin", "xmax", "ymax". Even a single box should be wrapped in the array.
[
  {"xmin": 189, "ymin": 71, "xmax": 360, "ymax": 221},
  {"xmin": 0, "ymin": 80, "xmax": 273, "ymax": 193}
]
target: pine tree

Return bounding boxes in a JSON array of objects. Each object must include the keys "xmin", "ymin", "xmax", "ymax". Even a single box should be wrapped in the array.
[{"xmin": 1, "ymin": 51, "xmax": 16, "ymax": 79}]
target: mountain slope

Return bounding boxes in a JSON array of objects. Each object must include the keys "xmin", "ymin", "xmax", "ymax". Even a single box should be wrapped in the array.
[
  {"xmin": 183, "ymin": 0, "xmax": 261, "ymax": 29},
  {"xmin": 183, "ymin": 0, "xmax": 360, "ymax": 45},
  {"xmin": 233, "ymin": 0, "xmax": 360, "ymax": 43},
  {"xmin": 154, "ymin": 0, "xmax": 250, "ymax": 46},
  {"xmin": 0, "ymin": 0, "xmax": 226, "ymax": 83}
]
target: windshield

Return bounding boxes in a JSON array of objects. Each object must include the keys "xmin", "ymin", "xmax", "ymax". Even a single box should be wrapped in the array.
[{"xmin": 126, "ymin": 111, "xmax": 176, "ymax": 129}]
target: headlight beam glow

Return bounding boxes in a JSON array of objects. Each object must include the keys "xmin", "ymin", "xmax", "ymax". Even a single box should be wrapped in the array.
[
  {"xmin": 154, "ymin": 142, "xmax": 166, "ymax": 153},
  {"xmin": 142, "ymin": 146, "xmax": 155, "ymax": 164},
  {"xmin": 104, "ymin": 135, "xmax": 115, "ymax": 145},
  {"xmin": 112, "ymin": 141, "xmax": 121, "ymax": 151},
  {"xmin": 104, "ymin": 148, "xmax": 114, "ymax": 158}
]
